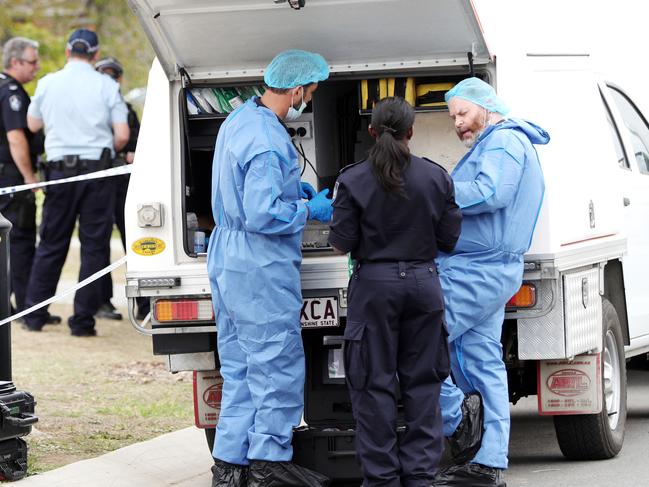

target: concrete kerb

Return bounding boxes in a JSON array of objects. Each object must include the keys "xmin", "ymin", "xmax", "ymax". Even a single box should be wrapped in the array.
[{"xmin": 14, "ymin": 427, "xmax": 213, "ymax": 486}]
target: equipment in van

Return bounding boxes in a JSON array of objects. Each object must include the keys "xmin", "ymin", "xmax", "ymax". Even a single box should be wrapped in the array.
[
  {"xmin": 360, "ymin": 78, "xmax": 415, "ymax": 111},
  {"xmin": 186, "ymin": 85, "xmax": 266, "ymax": 115},
  {"xmin": 416, "ymin": 82, "xmax": 455, "ymax": 108}
]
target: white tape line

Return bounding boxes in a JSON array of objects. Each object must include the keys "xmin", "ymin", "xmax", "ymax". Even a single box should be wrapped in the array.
[
  {"xmin": 0, "ymin": 255, "xmax": 127, "ymax": 328},
  {"xmin": 0, "ymin": 165, "xmax": 132, "ymax": 195}
]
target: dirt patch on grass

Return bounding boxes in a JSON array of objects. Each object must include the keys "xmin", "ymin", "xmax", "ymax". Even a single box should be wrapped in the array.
[{"xmin": 10, "ymin": 302, "xmax": 196, "ymax": 475}]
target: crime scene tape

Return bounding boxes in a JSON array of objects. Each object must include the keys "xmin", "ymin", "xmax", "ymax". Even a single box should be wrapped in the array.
[
  {"xmin": 0, "ymin": 165, "xmax": 132, "ymax": 196},
  {"xmin": 0, "ymin": 256, "xmax": 127, "ymax": 328}
]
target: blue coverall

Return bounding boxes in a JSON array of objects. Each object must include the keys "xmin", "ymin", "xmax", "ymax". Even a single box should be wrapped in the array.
[
  {"xmin": 437, "ymin": 118, "xmax": 549, "ymax": 469},
  {"xmin": 208, "ymin": 98, "xmax": 308, "ymax": 465}
]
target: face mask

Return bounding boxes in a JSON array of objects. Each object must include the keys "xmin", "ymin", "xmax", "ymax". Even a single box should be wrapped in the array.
[{"xmin": 285, "ymin": 89, "xmax": 306, "ymax": 121}]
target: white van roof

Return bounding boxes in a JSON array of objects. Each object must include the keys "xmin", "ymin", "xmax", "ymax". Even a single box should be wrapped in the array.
[{"xmin": 129, "ymin": 0, "xmax": 491, "ymax": 81}]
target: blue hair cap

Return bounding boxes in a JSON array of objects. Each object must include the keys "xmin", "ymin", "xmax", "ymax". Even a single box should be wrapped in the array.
[
  {"xmin": 445, "ymin": 77, "xmax": 509, "ymax": 115},
  {"xmin": 264, "ymin": 49, "xmax": 329, "ymax": 89}
]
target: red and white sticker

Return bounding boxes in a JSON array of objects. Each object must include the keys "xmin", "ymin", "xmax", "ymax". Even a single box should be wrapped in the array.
[
  {"xmin": 193, "ymin": 370, "xmax": 223, "ymax": 428},
  {"xmin": 538, "ymin": 354, "xmax": 602, "ymax": 415}
]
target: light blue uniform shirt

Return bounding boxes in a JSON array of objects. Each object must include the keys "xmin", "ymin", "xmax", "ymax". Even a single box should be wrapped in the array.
[{"xmin": 28, "ymin": 59, "xmax": 128, "ymax": 161}]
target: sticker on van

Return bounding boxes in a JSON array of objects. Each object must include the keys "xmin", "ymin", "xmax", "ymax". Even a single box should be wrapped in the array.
[{"xmin": 132, "ymin": 238, "xmax": 166, "ymax": 256}]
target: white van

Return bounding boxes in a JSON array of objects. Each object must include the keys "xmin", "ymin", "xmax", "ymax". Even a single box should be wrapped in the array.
[{"xmin": 125, "ymin": 0, "xmax": 649, "ymax": 476}]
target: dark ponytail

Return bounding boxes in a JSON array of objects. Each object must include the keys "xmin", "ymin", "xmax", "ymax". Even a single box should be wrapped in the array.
[{"xmin": 368, "ymin": 97, "xmax": 415, "ymax": 196}]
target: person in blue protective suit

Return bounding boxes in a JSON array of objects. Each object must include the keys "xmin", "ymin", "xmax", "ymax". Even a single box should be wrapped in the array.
[
  {"xmin": 432, "ymin": 78, "xmax": 549, "ymax": 487},
  {"xmin": 207, "ymin": 49, "xmax": 332, "ymax": 487},
  {"xmin": 329, "ymin": 97, "xmax": 462, "ymax": 487}
]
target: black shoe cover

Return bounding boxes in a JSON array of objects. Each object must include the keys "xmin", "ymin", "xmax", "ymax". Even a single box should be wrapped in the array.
[
  {"xmin": 448, "ymin": 392, "xmax": 484, "ymax": 464},
  {"xmin": 248, "ymin": 460, "xmax": 330, "ymax": 487},
  {"xmin": 211, "ymin": 459, "xmax": 248, "ymax": 487},
  {"xmin": 432, "ymin": 463, "xmax": 506, "ymax": 487}
]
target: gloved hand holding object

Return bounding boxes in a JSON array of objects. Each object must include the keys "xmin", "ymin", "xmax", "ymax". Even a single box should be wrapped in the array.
[
  {"xmin": 300, "ymin": 181, "xmax": 317, "ymax": 200},
  {"xmin": 305, "ymin": 189, "xmax": 333, "ymax": 222}
]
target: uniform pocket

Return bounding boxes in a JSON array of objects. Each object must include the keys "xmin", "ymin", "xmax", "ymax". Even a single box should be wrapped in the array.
[
  {"xmin": 417, "ymin": 272, "xmax": 445, "ymax": 312},
  {"xmin": 343, "ymin": 320, "xmax": 368, "ymax": 391}
]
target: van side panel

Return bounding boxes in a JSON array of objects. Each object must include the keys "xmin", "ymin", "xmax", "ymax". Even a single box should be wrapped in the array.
[
  {"xmin": 125, "ymin": 59, "xmax": 181, "ymax": 273},
  {"xmin": 497, "ymin": 53, "xmax": 624, "ymax": 256}
]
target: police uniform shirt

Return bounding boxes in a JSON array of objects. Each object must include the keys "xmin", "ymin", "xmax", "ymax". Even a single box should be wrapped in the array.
[
  {"xmin": 0, "ymin": 72, "xmax": 35, "ymax": 167},
  {"xmin": 27, "ymin": 59, "xmax": 128, "ymax": 161},
  {"xmin": 329, "ymin": 155, "xmax": 461, "ymax": 262}
]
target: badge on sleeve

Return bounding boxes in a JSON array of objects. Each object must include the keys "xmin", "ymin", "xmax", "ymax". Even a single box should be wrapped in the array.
[{"xmin": 9, "ymin": 95, "xmax": 21, "ymax": 112}]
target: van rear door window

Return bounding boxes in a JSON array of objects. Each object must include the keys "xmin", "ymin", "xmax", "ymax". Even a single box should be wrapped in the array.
[{"xmin": 607, "ymin": 87, "xmax": 649, "ymax": 175}]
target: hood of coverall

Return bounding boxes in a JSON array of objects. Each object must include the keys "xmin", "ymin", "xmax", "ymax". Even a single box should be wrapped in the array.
[{"xmin": 492, "ymin": 118, "xmax": 550, "ymax": 146}]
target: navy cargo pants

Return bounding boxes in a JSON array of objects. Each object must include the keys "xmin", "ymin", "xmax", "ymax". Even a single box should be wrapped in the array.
[
  {"xmin": 24, "ymin": 169, "xmax": 115, "ymax": 332},
  {"xmin": 0, "ymin": 174, "xmax": 36, "ymax": 312},
  {"xmin": 344, "ymin": 261, "xmax": 450, "ymax": 487}
]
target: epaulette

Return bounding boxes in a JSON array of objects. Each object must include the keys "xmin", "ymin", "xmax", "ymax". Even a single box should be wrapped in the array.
[
  {"xmin": 422, "ymin": 156, "xmax": 450, "ymax": 174},
  {"xmin": 338, "ymin": 159, "xmax": 365, "ymax": 175}
]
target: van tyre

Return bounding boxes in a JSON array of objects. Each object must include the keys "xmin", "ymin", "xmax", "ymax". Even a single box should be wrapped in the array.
[{"xmin": 553, "ymin": 298, "xmax": 626, "ymax": 460}]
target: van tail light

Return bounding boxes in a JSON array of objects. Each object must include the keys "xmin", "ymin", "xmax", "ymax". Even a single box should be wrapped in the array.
[
  {"xmin": 506, "ymin": 283, "xmax": 536, "ymax": 309},
  {"xmin": 154, "ymin": 298, "xmax": 214, "ymax": 322}
]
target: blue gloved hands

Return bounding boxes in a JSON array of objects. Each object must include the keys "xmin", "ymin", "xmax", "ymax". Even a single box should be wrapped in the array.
[
  {"xmin": 305, "ymin": 189, "xmax": 333, "ymax": 222},
  {"xmin": 300, "ymin": 181, "xmax": 317, "ymax": 200}
]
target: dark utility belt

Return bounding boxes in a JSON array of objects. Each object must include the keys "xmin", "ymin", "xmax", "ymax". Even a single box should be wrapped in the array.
[
  {"xmin": 48, "ymin": 157, "xmax": 111, "ymax": 173},
  {"xmin": 44, "ymin": 149, "xmax": 115, "ymax": 179}
]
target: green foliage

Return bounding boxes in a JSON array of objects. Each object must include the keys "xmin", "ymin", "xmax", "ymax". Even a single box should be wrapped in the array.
[{"xmin": 0, "ymin": 0, "xmax": 154, "ymax": 96}]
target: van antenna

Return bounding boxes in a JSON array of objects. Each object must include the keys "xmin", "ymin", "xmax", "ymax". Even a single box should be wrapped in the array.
[{"xmin": 467, "ymin": 52, "xmax": 475, "ymax": 77}]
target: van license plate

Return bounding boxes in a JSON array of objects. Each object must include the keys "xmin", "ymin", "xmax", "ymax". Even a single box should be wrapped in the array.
[{"xmin": 301, "ymin": 297, "xmax": 338, "ymax": 328}]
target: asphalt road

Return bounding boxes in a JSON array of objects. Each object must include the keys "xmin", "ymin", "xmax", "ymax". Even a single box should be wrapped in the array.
[{"xmin": 506, "ymin": 366, "xmax": 649, "ymax": 487}]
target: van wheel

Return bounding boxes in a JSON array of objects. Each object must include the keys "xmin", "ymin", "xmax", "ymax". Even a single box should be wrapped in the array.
[
  {"xmin": 553, "ymin": 298, "xmax": 627, "ymax": 459},
  {"xmin": 205, "ymin": 427, "xmax": 215, "ymax": 454}
]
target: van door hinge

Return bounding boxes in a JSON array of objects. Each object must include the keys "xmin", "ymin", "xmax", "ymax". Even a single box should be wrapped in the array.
[{"xmin": 178, "ymin": 66, "xmax": 193, "ymax": 88}]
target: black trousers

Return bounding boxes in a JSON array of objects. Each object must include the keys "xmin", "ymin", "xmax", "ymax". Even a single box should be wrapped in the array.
[
  {"xmin": 344, "ymin": 261, "xmax": 450, "ymax": 487},
  {"xmin": 24, "ymin": 170, "xmax": 115, "ymax": 331},
  {"xmin": 0, "ymin": 175, "xmax": 36, "ymax": 312}
]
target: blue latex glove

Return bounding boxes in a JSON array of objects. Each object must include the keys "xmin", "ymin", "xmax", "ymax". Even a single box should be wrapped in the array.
[
  {"xmin": 305, "ymin": 189, "xmax": 333, "ymax": 222},
  {"xmin": 300, "ymin": 182, "xmax": 317, "ymax": 200}
]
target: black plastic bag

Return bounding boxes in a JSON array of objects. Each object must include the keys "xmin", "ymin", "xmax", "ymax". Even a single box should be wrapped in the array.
[
  {"xmin": 211, "ymin": 460, "xmax": 248, "ymax": 487},
  {"xmin": 248, "ymin": 460, "xmax": 330, "ymax": 487},
  {"xmin": 432, "ymin": 463, "xmax": 506, "ymax": 487},
  {"xmin": 448, "ymin": 393, "xmax": 483, "ymax": 464}
]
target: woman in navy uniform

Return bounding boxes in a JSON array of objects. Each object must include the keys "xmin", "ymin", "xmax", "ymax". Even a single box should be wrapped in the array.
[{"xmin": 329, "ymin": 97, "xmax": 462, "ymax": 487}]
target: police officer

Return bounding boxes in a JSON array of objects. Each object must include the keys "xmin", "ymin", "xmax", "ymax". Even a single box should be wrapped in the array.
[
  {"xmin": 0, "ymin": 37, "xmax": 61, "ymax": 325},
  {"xmin": 329, "ymin": 97, "xmax": 462, "ymax": 487},
  {"xmin": 23, "ymin": 29, "xmax": 129, "ymax": 336},
  {"xmin": 94, "ymin": 56, "xmax": 149, "ymax": 321}
]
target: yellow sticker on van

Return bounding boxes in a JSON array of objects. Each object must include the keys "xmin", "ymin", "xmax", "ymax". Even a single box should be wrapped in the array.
[{"xmin": 132, "ymin": 238, "xmax": 166, "ymax": 256}]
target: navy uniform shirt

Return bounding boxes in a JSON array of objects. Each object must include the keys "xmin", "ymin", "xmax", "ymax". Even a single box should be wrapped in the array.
[
  {"xmin": 329, "ymin": 155, "xmax": 462, "ymax": 262},
  {"xmin": 0, "ymin": 72, "xmax": 39, "ymax": 167}
]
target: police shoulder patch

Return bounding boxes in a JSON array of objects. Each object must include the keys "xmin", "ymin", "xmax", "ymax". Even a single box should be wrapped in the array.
[
  {"xmin": 332, "ymin": 181, "xmax": 340, "ymax": 202},
  {"xmin": 9, "ymin": 94, "xmax": 21, "ymax": 112},
  {"xmin": 8, "ymin": 84, "xmax": 18, "ymax": 91}
]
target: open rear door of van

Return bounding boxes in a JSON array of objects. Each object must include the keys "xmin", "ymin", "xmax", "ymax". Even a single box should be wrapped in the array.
[{"xmin": 128, "ymin": 0, "xmax": 492, "ymax": 81}]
